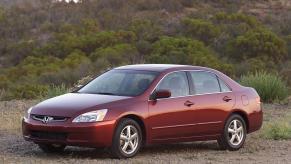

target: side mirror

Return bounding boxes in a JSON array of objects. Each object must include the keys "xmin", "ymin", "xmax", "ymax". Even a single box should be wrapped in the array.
[{"xmin": 150, "ymin": 90, "xmax": 171, "ymax": 100}]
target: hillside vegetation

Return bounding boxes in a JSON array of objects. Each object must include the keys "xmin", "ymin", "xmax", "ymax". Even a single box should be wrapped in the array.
[{"xmin": 0, "ymin": 0, "xmax": 290, "ymax": 100}]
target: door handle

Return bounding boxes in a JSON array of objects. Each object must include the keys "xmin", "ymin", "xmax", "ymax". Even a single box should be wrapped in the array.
[
  {"xmin": 184, "ymin": 100, "xmax": 194, "ymax": 107},
  {"xmin": 223, "ymin": 96, "xmax": 232, "ymax": 102}
]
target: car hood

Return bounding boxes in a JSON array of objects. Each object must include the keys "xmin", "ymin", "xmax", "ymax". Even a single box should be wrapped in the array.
[{"xmin": 31, "ymin": 93, "xmax": 130, "ymax": 117}]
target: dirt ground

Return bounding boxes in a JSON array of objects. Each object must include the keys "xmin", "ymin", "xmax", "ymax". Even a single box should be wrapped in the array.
[{"xmin": 0, "ymin": 100, "xmax": 290, "ymax": 164}]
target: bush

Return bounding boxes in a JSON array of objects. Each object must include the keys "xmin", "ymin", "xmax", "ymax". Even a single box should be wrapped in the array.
[
  {"xmin": 280, "ymin": 62, "xmax": 291, "ymax": 88},
  {"xmin": 5, "ymin": 84, "xmax": 49, "ymax": 100},
  {"xmin": 147, "ymin": 36, "xmax": 234, "ymax": 75},
  {"xmin": 90, "ymin": 43, "xmax": 138, "ymax": 66},
  {"xmin": 182, "ymin": 18, "xmax": 220, "ymax": 44},
  {"xmin": 240, "ymin": 71, "xmax": 289, "ymax": 103},
  {"xmin": 129, "ymin": 19, "xmax": 162, "ymax": 41},
  {"xmin": 227, "ymin": 28, "xmax": 287, "ymax": 63},
  {"xmin": 261, "ymin": 118, "xmax": 291, "ymax": 140},
  {"xmin": 180, "ymin": 0, "xmax": 194, "ymax": 7},
  {"xmin": 63, "ymin": 50, "xmax": 91, "ymax": 68},
  {"xmin": 39, "ymin": 64, "xmax": 92, "ymax": 86},
  {"xmin": 0, "ymin": 75, "xmax": 9, "ymax": 88},
  {"xmin": 44, "ymin": 84, "xmax": 69, "ymax": 99},
  {"xmin": 1, "ymin": 84, "xmax": 70, "ymax": 100},
  {"xmin": 235, "ymin": 58, "xmax": 277, "ymax": 76},
  {"xmin": 0, "ymin": 89, "xmax": 5, "ymax": 101}
]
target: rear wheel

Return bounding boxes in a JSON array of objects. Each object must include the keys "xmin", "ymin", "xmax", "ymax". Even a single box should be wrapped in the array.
[
  {"xmin": 217, "ymin": 114, "xmax": 246, "ymax": 151},
  {"xmin": 110, "ymin": 118, "xmax": 142, "ymax": 158},
  {"xmin": 38, "ymin": 144, "xmax": 66, "ymax": 153}
]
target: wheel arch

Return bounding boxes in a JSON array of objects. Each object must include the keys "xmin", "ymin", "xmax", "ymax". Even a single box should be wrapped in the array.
[
  {"xmin": 117, "ymin": 114, "xmax": 147, "ymax": 145},
  {"xmin": 227, "ymin": 109, "xmax": 250, "ymax": 133}
]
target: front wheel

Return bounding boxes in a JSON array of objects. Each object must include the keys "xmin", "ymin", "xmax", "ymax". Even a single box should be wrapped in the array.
[
  {"xmin": 110, "ymin": 118, "xmax": 142, "ymax": 158},
  {"xmin": 217, "ymin": 114, "xmax": 247, "ymax": 151}
]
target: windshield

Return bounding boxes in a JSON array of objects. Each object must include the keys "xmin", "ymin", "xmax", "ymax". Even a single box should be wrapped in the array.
[{"xmin": 77, "ymin": 69, "xmax": 159, "ymax": 96}]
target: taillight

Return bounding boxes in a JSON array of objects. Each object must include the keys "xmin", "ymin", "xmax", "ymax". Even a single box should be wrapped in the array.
[{"xmin": 256, "ymin": 97, "xmax": 261, "ymax": 104}]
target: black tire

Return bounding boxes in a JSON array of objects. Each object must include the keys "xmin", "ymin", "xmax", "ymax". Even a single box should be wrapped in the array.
[
  {"xmin": 110, "ymin": 118, "xmax": 142, "ymax": 159},
  {"xmin": 38, "ymin": 143, "xmax": 66, "ymax": 153},
  {"xmin": 217, "ymin": 114, "xmax": 247, "ymax": 151}
]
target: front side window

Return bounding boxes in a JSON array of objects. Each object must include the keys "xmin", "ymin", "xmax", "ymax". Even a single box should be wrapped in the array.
[
  {"xmin": 156, "ymin": 72, "xmax": 189, "ymax": 97},
  {"xmin": 78, "ymin": 70, "xmax": 158, "ymax": 96},
  {"xmin": 189, "ymin": 71, "xmax": 220, "ymax": 95}
]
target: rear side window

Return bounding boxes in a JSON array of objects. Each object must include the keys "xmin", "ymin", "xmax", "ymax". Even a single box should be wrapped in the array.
[
  {"xmin": 189, "ymin": 71, "xmax": 220, "ymax": 94},
  {"xmin": 156, "ymin": 72, "xmax": 189, "ymax": 97}
]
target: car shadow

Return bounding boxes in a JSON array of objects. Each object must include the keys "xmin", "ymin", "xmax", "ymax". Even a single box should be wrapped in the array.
[
  {"xmin": 142, "ymin": 141, "xmax": 219, "ymax": 154},
  {"xmin": 3, "ymin": 133, "xmax": 220, "ymax": 160},
  {"xmin": 31, "ymin": 141, "xmax": 219, "ymax": 159}
]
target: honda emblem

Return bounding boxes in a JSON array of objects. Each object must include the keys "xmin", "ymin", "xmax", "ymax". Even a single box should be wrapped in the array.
[{"xmin": 42, "ymin": 116, "xmax": 53, "ymax": 124}]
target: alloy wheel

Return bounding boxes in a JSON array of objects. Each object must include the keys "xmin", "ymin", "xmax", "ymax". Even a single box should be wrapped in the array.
[
  {"xmin": 228, "ymin": 119, "xmax": 244, "ymax": 146},
  {"xmin": 120, "ymin": 125, "xmax": 139, "ymax": 155}
]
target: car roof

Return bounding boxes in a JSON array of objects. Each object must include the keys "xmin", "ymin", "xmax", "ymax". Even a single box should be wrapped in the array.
[{"xmin": 115, "ymin": 64, "xmax": 209, "ymax": 72}]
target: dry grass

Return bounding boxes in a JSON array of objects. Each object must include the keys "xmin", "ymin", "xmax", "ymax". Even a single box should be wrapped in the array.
[{"xmin": 0, "ymin": 100, "xmax": 38, "ymax": 131}]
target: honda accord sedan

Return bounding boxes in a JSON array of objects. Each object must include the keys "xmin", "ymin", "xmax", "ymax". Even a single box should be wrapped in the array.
[{"xmin": 22, "ymin": 64, "xmax": 263, "ymax": 158}]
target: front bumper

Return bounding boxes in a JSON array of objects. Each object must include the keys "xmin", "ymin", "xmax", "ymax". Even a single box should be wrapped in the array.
[{"xmin": 22, "ymin": 117, "xmax": 116, "ymax": 147}]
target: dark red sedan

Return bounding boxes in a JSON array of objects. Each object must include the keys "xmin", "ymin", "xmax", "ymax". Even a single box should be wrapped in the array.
[{"xmin": 22, "ymin": 64, "xmax": 263, "ymax": 158}]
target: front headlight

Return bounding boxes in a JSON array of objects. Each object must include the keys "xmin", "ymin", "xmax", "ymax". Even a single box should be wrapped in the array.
[
  {"xmin": 72, "ymin": 109, "xmax": 108, "ymax": 123},
  {"xmin": 25, "ymin": 107, "xmax": 33, "ymax": 119}
]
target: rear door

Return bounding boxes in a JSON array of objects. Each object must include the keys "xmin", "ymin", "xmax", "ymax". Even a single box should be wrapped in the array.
[{"xmin": 185, "ymin": 71, "xmax": 235, "ymax": 136}]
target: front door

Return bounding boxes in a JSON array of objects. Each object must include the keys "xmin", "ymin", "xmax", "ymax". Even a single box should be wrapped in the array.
[{"xmin": 148, "ymin": 71, "xmax": 196, "ymax": 141}]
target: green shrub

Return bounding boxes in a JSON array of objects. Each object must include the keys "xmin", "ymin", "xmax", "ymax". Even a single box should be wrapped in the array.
[
  {"xmin": 39, "ymin": 64, "xmax": 92, "ymax": 86},
  {"xmin": 44, "ymin": 84, "xmax": 69, "ymax": 99},
  {"xmin": 240, "ymin": 71, "xmax": 289, "ymax": 103},
  {"xmin": 0, "ymin": 89, "xmax": 5, "ymax": 101},
  {"xmin": 63, "ymin": 50, "xmax": 91, "ymax": 68},
  {"xmin": 280, "ymin": 61, "xmax": 291, "ymax": 88},
  {"xmin": 147, "ymin": 36, "xmax": 235, "ymax": 75},
  {"xmin": 235, "ymin": 58, "xmax": 277, "ymax": 76},
  {"xmin": 182, "ymin": 18, "xmax": 220, "ymax": 44},
  {"xmin": 90, "ymin": 43, "xmax": 137, "ymax": 66},
  {"xmin": 261, "ymin": 118, "xmax": 291, "ymax": 140},
  {"xmin": 213, "ymin": 12, "xmax": 260, "ymax": 29},
  {"xmin": 129, "ymin": 19, "xmax": 162, "ymax": 41},
  {"xmin": 227, "ymin": 28, "xmax": 287, "ymax": 63},
  {"xmin": 180, "ymin": 0, "xmax": 194, "ymax": 7},
  {"xmin": 5, "ymin": 84, "xmax": 49, "ymax": 100},
  {"xmin": 0, "ymin": 75, "xmax": 9, "ymax": 88},
  {"xmin": 1, "ymin": 84, "xmax": 70, "ymax": 100}
]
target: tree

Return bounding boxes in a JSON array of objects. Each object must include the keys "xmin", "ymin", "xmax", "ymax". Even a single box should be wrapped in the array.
[
  {"xmin": 90, "ymin": 43, "xmax": 138, "ymax": 66},
  {"xmin": 63, "ymin": 49, "xmax": 90, "ymax": 68},
  {"xmin": 227, "ymin": 28, "xmax": 287, "ymax": 63},
  {"xmin": 147, "ymin": 36, "xmax": 234, "ymax": 75},
  {"xmin": 182, "ymin": 18, "xmax": 220, "ymax": 45},
  {"xmin": 129, "ymin": 19, "xmax": 162, "ymax": 42}
]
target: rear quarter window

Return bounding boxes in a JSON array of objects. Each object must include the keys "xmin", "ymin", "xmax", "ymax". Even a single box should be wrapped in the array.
[{"xmin": 218, "ymin": 78, "xmax": 231, "ymax": 92}]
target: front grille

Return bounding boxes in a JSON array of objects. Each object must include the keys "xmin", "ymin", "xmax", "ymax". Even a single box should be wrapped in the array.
[
  {"xmin": 30, "ymin": 131, "xmax": 67, "ymax": 140},
  {"xmin": 31, "ymin": 114, "xmax": 68, "ymax": 123}
]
